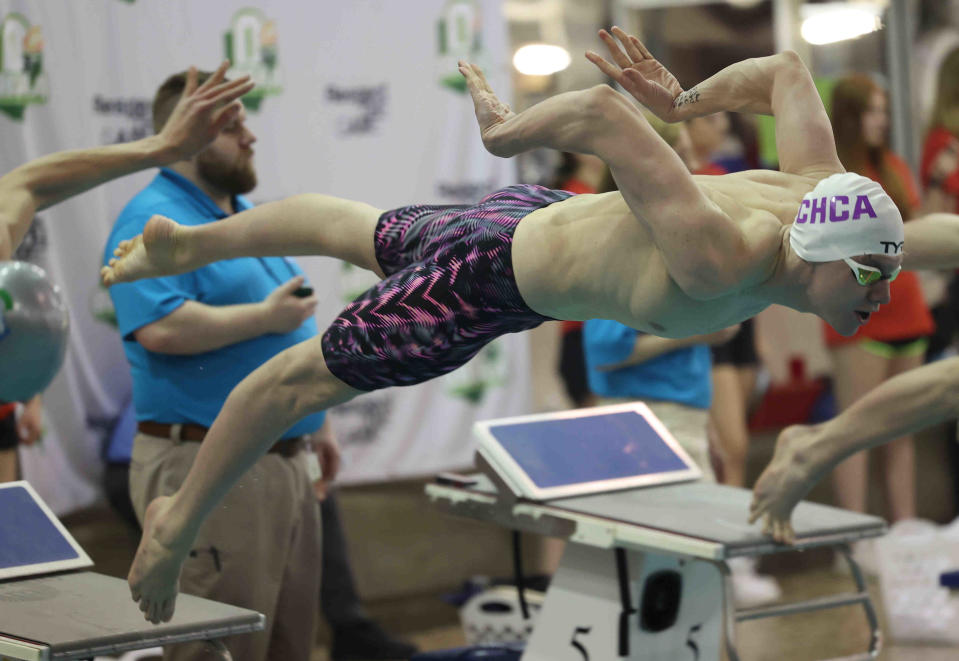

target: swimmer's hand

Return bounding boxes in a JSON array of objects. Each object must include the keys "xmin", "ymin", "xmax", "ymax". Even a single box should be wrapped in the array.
[
  {"xmin": 459, "ymin": 61, "xmax": 518, "ymax": 158},
  {"xmin": 157, "ymin": 61, "xmax": 256, "ymax": 163},
  {"xmin": 586, "ymin": 27, "xmax": 687, "ymax": 123}
]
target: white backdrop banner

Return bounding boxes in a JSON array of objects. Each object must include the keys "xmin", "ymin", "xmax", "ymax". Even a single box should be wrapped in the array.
[{"xmin": 0, "ymin": 0, "xmax": 529, "ymax": 514}]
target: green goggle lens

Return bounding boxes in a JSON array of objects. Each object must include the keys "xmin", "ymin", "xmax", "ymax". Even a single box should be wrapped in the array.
[{"xmin": 854, "ymin": 265, "xmax": 901, "ymax": 286}]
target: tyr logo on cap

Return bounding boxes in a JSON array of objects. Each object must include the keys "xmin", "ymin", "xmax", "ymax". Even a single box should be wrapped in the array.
[
  {"xmin": 880, "ymin": 240, "xmax": 904, "ymax": 254},
  {"xmin": 795, "ymin": 195, "xmax": 878, "ymax": 224}
]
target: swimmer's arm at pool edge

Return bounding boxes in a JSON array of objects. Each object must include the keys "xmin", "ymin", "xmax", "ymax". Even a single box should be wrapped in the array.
[
  {"xmin": 903, "ymin": 213, "xmax": 959, "ymax": 270},
  {"xmin": 0, "ymin": 63, "xmax": 252, "ymax": 260},
  {"xmin": 588, "ymin": 29, "xmax": 843, "ymax": 179}
]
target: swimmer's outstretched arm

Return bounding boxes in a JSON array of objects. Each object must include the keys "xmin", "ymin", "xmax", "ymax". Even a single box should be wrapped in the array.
[
  {"xmin": 458, "ymin": 61, "xmax": 624, "ymax": 159},
  {"xmin": 750, "ymin": 357, "xmax": 959, "ymax": 543},
  {"xmin": 461, "ymin": 61, "xmax": 760, "ymax": 299},
  {"xmin": 0, "ymin": 63, "xmax": 253, "ymax": 260},
  {"xmin": 588, "ymin": 27, "xmax": 843, "ymax": 178},
  {"xmin": 903, "ymin": 213, "xmax": 959, "ymax": 269}
]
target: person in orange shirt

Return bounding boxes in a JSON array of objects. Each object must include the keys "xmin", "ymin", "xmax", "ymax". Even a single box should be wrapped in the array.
[{"xmin": 824, "ymin": 74, "xmax": 935, "ymax": 535}]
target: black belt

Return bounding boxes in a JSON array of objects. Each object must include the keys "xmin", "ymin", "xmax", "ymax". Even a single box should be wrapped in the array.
[{"xmin": 137, "ymin": 421, "xmax": 304, "ymax": 458}]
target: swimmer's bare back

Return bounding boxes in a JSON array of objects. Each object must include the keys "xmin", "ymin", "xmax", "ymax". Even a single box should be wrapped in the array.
[{"xmin": 511, "ymin": 169, "xmax": 816, "ymax": 337}]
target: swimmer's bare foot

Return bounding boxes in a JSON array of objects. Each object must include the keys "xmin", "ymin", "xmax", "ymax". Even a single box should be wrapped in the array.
[
  {"xmin": 128, "ymin": 495, "xmax": 192, "ymax": 624},
  {"xmin": 749, "ymin": 424, "xmax": 825, "ymax": 545},
  {"xmin": 101, "ymin": 215, "xmax": 194, "ymax": 285}
]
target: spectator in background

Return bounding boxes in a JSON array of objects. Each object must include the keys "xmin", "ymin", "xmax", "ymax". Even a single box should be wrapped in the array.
[
  {"xmin": 104, "ymin": 67, "xmax": 415, "ymax": 660},
  {"xmin": 585, "ymin": 113, "xmax": 781, "ymax": 607},
  {"xmin": 102, "ymin": 400, "xmax": 417, "ymax": 660},
  {"xmin": 687, "ymin": 112, "xmax": 730, "ymax": 176},
  {"xmin": 0, "ymin": 63, "xmax": 251, "ymax": 487},
  {"xmin": 921, "ymin": 47, "xmax": 959, "ymax": 215},
  {"xmin": 921, "ymin": 46, "xmax": 959, "ymax": 354},
  {"xmin": 0, "ymin": 395, "xmax": 42, "ymax": 482},
  {"xmin": 920, "ymin": 45, "xmax": 959, "ymax": 513},
  {"xmin": 825, "ymin": 74, "xmax": 934, "ymax": 550},
  {"xmin": 550, "ymin": 152, "xmax": 607, "ymax": 408},
  {"xmin": 105, "ymin": 68, "xmax": 332, "ymax": 659},
  {"xmin": 685, "ymin": 109, "xmax": 762, "ymax": 490},
  {"xmin": 583, "ymin": 318, "xmax": 781, "ymax": 606}
]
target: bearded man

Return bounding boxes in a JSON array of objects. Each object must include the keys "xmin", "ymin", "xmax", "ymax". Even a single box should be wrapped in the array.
[{"xmin": 104, "ymin": 69, "xmax": 332, "ymax": 661}]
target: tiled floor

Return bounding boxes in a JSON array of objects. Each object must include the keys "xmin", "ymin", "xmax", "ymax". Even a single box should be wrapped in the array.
[{"xmin": 64, "ymin": 505, "xmax": 959, "ymax": 661}]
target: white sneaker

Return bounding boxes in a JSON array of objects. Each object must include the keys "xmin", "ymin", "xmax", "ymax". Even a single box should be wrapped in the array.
[{"xmin": 728, "ymin": 556, "xmax": 783, "ymax": 608}]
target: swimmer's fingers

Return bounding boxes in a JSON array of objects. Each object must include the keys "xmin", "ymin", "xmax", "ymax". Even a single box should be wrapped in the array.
[
  {"xmin": 610, "ymin": 26, "xmax": 647, "ymax": 63},
  {"xmin": 629, "ymin": 35, "xmax": 654, "ymax": 61},
  {"xmin": 598, "ymin": 28, "xmax": 632, "ymax": 70},
  {"xmin": 585, "ymin": 50, "xmax": 624, "ymax": 83}
]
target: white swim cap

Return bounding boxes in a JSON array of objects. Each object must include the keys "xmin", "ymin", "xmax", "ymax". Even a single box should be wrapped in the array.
[{"xmin": 789, "ymin": 172, "xmax": 904, "ymax": 262}]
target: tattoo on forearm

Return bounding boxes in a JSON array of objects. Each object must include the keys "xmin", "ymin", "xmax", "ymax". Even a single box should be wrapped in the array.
[{"xmin": 672, "ymin": 87, "xmax": 700, "ymax": 108}]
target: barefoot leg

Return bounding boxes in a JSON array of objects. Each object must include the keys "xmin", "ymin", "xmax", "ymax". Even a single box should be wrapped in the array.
[
  {"xmin": 103, "ymin": 194, "xmax": 384, "ymax": 285},
  {"xmin": 750, "ymin": 424, "xmax": 824, "ymax": 543},
  {"xmin": 127, "ymin": 336, "xmax": 362, "ymax": 621},
  {"xmin": 128, "ymin": 495, "xmax": 188, "ymax": 624}
]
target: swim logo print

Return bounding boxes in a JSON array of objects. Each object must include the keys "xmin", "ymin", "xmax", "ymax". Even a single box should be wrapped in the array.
[
  {"xmin": 437, "ymin": 0, "xmax": 484, "ymax": 94},
  {"xmin": 223, "ymin": 7, "xmax": 281, "ymax": 112},
  {"xmin": 794, "ymin": 194, "xmax": 877, "ymax": 225},
  {"xmin": 794, "ymin": 194, "xmax": 904, "ymax": 256},
  {"xmin": 0, "ymin": 13, "xmax": 48, "ymax": 121}
]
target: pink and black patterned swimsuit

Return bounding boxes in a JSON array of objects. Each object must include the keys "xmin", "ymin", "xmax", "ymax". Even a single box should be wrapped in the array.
[{"xmin": 321, "ymin": 184, "xmax": 573, "ymax": 391}]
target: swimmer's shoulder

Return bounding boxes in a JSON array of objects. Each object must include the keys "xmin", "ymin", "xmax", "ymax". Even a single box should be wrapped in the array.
[{"xmin": 695, "ymin": 168, "xmax": 820, "ymax": 192}]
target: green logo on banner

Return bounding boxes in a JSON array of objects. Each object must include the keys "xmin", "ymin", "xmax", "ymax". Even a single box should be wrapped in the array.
[
  {"xmin": 0, "ymin": 13, "xmax": 48, "ymax": 120},
  {"xmin": 224, "ymin": 7, "xmax": 281, "ymax": 112},
  {"xmin": 436, "ymin": 0, "xmax": 484, "ymax": 94}
]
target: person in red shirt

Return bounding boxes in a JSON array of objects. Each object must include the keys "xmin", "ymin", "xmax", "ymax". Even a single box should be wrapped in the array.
[
  {"xmin": 920, "ymin": 47, "xmax": 959, "ymax": 366},
  {"xmin": 920, "ymin": 47, "xmax": 959, "ymax": 215},
  {"xmin": 824, "ymin": 74, "xmax": 935, "ymax": 531}
]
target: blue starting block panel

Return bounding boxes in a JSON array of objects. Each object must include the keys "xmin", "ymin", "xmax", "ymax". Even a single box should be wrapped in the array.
[
  {"xmin": 0, "ymin": 481, "xmax": 92, "ymax": 580},
  {"xmin": 474, "ymin": 402, "xmax": 702, "ymax": 501}
]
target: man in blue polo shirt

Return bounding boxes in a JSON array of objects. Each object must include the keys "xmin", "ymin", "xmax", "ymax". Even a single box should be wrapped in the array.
[
  {"xmin": 582, "ymin": 318, "xmax": 782, "ymax": 608},
  {"xmin": 583, "ymin": 319, "xmax": 731, "ymax": 481},
  {"xmin": 105, "ymin": 70, "xmax": 330, "ymax": 661}
]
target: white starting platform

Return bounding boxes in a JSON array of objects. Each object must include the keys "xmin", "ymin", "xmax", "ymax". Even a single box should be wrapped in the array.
[
  {"xmin": 0, "ymin": 481, "xmax": 264, "ymax": 661},
  {"xmin": 427, "ymin": 403, "xmax": 887, "ymax": 661}
]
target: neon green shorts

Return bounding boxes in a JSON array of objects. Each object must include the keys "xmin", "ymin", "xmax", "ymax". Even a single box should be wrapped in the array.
[{"xmin": 859, "ymin": 336, "xmax": 929, "ymax": 359}]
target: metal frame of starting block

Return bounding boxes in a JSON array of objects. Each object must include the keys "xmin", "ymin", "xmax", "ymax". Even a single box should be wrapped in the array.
[
  {"xmin": 0, "ymin": 481, "xmax": 265, "ymax": 660},
  {"xmin": 428, "ymin": 476, "xmax": 885, "ymax": 661},
  {"xmin": 426, "ymin": 404, "xmax": 887, "ymax": 661}
]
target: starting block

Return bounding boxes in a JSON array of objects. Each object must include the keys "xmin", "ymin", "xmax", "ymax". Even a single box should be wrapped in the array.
[
  {"xmin": 0, "ymin": 481, "xmax": 264, "ymax": 660},
  {"xmin": 427, "ymin": 403, "xmax": 887, "ymax": 661}
]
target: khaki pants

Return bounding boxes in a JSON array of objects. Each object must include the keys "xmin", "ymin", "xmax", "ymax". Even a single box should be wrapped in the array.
[
  {"xmin": 596, "ymin": 398, "xmax": 716, "ymax": 483},
  {"xmin": 130, "ymin": 433, "xmax": 321, "ymax": 661}
]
